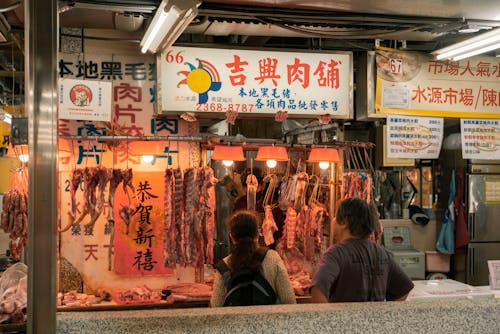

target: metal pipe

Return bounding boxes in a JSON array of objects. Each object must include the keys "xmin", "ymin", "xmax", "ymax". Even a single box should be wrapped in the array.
[
  {"xmin": 26, "ymin": 0, "xmax": 58, "ymax": 333},
  {"xmin": 0, "ymin": 1, "xmax": 21, "ymax": 13},
  {"xmin": 59, "ymin": 135, "xmax": 204, "ymax": 141}
]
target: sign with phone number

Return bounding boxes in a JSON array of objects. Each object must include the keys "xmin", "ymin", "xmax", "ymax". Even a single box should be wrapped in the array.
[{"xmin": 159, "ymin": 46, "xmax": 353, "ymax": 119}]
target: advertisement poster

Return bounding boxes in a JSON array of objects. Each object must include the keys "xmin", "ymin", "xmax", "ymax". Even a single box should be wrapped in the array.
[
  {"xmin": 386, "ymin": 114, "xmax": 443, "ymax": 159},
  {"xmin": 59, "ymin": 78, "xmax": 112, "ymax": 121},
  {"xmin": 159, "ymin": 46, "xmax": 353, "ymax": 119},
  {"xmin": 460, "ymin": 118, "xmax": 500, "ymax": 160},
  {"xmin": 375, "ymin": 50, "xmax": 500, "ymax": 118}
]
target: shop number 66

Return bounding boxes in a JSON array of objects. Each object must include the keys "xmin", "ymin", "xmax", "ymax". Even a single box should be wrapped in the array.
[{"xmin": 165, "ymin": 51, "xmax": 184, "ymax": 64}]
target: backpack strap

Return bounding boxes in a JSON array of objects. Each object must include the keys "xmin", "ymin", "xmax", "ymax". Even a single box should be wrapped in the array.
[
  {"xmin": 256, "ymin": 247, "xmax": 269, "ymax": 264},
  {"xmin": 214, "ymin": 259, "xmax": 232, "ymax": 288}
]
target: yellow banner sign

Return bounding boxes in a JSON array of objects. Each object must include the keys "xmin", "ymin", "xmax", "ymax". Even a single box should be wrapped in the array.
[{"xmin": 375, "ymin": 50, "xmax": 500, "ymax": 118}]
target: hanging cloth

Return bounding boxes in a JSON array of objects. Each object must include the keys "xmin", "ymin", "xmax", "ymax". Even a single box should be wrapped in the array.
[
  {"xmin": 454, "ymin": 168, "xmax": 470, "ymax": 250},
  {"xmin": 436, "ymin": 170, "xmax": 455, "ymax": 254}
]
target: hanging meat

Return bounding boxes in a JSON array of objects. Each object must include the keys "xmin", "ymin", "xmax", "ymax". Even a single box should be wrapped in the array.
[
  {"xmin": 163, "ymin": 169, "xmax": 176, "ymax": 269},
  {"xmin": 119, "ymin": 168, "xmax": 135, "ymax": 234},
  {"xmin": 67, "ymin": 168, "xmax": 84, "ymax": 228},
  {"xmin": 107, "ymin": 169, "xmax": 124, "ymax": 226},
  {"xmin": 293, "ymin": 172, "xmax": 308, "ymax": 212},
  {"xmin": 182, "ymin": 168, "xmax": 196, "ymax": 266},
  {"xmin": 342, "ymin": 171, "xmax": 372, "ymax": 203},
  {"xmin": 193, "ymin": 167, "xmax": 205, "ymax": 268},
  {"xmin": 73, "ymin": 167, "xmax": 99, "ymax": 231},
  {"xmin": 284, "ymin": 207, "xmax": 297, "ymax": 249},
  {"xmin": 203, "ymin": 166, "xmax": 216, "ymax": 265},
  {"xmin": 162, "ymin": 166, "xmax": 217, "ymax": 269},
  {"xmin": 1, "ymin": 169, "xmax": 28, "ymax": 260},
  {"xmin": 262, "ymin": 205, "xmax": 278, "ymax": 246},
  {"xmin": 172, "ymin": 168, "xmax": 184, "ymax": 264},
  {"xmin": 246, "ymin": 173, "xmax": 258, "ymax": 210},
  {"xmin": 85, "ymin": 166, "xmax": 111, "ymax": 235}
]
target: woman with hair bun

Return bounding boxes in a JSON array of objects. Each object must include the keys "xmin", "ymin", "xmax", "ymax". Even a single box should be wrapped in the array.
[{"xmin": 210, "ymin": 210, "xmax": 296, "ymax": 307}]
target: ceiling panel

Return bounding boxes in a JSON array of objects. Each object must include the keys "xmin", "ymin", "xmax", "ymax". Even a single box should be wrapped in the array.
[{"xmin": 204, "ymin": 0, "xmax": 500, "ymax": 21}]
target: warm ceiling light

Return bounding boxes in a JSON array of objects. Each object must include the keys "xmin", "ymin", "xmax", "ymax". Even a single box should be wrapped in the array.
[
  {"xmin": 255, "ymin": 146, "xmax": 289, "ymax": 161},
  {"xmin": 6, "ymin": 143, "xmax": 29, "ymax": 162},
  {"xmin": 307, "ymin": 147, "xmax": 340, "ymax": 170},
  {"xmin": 211, "ymin": 145, "xmax": 246, "ymax": 166},
  {"xmin": 255, "ymin": 146, "xmax": 288, "ymax": 169},
  {"xmin": 141, "ymin": 155, "xmax": 156, "ymax": 164},
  {"xmin": 128, "ymin": 141, "xmax": 165, "ymax": 164},
  {"xmin": 433, "ymin": 27, "xmax": 500, "ymax": 61},
  {"xmin": 140, "ymin": 0, "xmax": 200, "ymax": 54}
]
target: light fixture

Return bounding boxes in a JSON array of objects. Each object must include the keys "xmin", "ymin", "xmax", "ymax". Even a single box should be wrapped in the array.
[
  {"xmin": 307, "ymin": 147, "xmax": 340, "ymax": 170},
  {"xmin": 6, "ymin": 143, "xmax": 29, "ymax": 163},
  {"xmin": 433, "ymin": 27, "xmax": 500, "ymax": 61},
  {"xmin": 255, "ymin": 146, "xmax": 289, "ymax": 169},
  {"xmin": 128, "ymin": 141, "xmax": 165, "ymax": 164},
  {"xmin": 140, "ymin": 0, "xmax": 200, "ymax": 54},
  {"xmin": 211, "ymin": 145, "xmax": 246, "ymax": 167},
  {"xmin": 141, "ymin": 155, "xmax": 156, "ymax": 164}
]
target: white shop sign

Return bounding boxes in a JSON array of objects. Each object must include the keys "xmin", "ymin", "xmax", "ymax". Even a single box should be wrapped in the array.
[
  {"xmin": 158, "ymin": 46, "xmax": 353, "ymax": 119},
  {"xmin": 59, "ymin": 78, "xmax": 112, "ymax": 121}
]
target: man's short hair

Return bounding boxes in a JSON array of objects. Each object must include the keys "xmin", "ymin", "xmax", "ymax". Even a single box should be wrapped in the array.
[{"xmin": 336, "ymin": 198, "xmax": 376, "ymax": 238}]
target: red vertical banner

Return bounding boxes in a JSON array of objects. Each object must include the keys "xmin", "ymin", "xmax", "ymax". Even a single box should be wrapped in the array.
[{"xmin": 114, "ymin": 171, "xmax": 173, "ymax": 276}]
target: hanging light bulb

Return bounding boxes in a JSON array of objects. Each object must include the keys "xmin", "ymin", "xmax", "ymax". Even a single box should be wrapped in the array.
[
  {"xmin": 266, "ymin": 159, "xmax": 277, "ymax": 168},
  {"xmin": 141, "ymin": 155, "xmax": 155, "ymax": 164},
  {"xmin": 318, "ymin": 161, "xmax": 330, "ymax": 170},
  {"xmin": 222, "ymin": 160, "xmax": 234, "ymax": 167},
  {"xmin": 129, "ymin": 141, "xmax": 165, "ymax": 165}
]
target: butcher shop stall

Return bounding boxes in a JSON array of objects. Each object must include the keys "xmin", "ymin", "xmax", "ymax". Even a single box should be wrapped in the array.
[{"xmin": 46, "ymin": 43, "xmax": 370, "ymax": 311}]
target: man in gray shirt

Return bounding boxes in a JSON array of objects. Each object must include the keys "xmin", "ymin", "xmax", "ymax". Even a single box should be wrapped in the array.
[{"xmin": 311, "ymin": 198, "xmax": 414, "ymax": 302}]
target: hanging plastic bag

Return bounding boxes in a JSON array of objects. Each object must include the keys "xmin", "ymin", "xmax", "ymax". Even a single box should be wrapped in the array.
[{"xmin": 436, "ymin": 170, "xmax": 455, "ymax": 254}]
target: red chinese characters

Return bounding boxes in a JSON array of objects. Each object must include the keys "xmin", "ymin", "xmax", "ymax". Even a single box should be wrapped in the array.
[
  {"xmin": 223, "ymin": 55, "xmax": 344, "ymax": 90},
  {"xmin": 225, "ymin": 55, "xmax": 249, "ymax": 86}
]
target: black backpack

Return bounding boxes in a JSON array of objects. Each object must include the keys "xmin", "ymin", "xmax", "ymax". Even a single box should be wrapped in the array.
[{"xmin": 214, "ymin": 248, "xmax": 277, "ymax": 306}]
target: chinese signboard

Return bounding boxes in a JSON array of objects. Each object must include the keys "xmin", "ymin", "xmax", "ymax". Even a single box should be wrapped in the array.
[
  {"xmin": 387, "ymin": 115, "xmax": 443, "ymax": 159},
  {"xmin": 460, "ymin": 118, "xmax": 500, "ymax": 159},
  {"xmin": 58, "ymin": 53, "xmax": 197, "ymax": 290},
  {"xmin": 158, "ymin": 46, "xmax": 353, "ymax": 119},
  {"xmin": 59, "ymin": 78, "xmax": 112, "ymax": 121},
  {"xmin": 375, "ymin": 50, "xmax": 500, "ymax": 118}
]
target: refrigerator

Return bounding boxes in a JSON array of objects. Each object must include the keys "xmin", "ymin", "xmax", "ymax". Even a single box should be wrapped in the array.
[{"xmin": 467, "ymin": 163, "xmax": 500, "ymax": 286}]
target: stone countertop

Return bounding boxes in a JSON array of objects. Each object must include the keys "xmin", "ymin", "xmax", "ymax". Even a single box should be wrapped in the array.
[{"xmin": 57, "ymin": 298, "xmax": 500, "ymax": 334}]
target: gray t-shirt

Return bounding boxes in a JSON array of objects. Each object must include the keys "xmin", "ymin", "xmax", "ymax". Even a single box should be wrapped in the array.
[{"xmin": 312, "ymin": 238, "xmax": 414, "ymax": 302}]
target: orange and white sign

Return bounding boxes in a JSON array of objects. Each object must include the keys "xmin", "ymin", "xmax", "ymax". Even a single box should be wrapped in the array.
[
  {"xmin": 376, "ymin": 50, "xmax": 500, "ymax": 118},
  {"xmin": 59, "ymin": 78, "xmax": 112, "ymax": 121},
  {"xmin": 387, "ymin": 115, "xmax": 443, "ymax": 159},
  {"xmin": 158, "ymin": 46, "xmax": 353, "ymax": 119}
]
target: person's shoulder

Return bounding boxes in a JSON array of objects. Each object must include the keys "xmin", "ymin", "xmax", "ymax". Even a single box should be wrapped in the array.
[{"xmin": 262, "ymin": 249, "xmax": 281, "ymax": 263}]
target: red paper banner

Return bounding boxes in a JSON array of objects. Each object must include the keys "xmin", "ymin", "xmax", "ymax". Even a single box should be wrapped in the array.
[{"xmin": 114, "ymin": 171, "xmax": 173, "ymax": 276}]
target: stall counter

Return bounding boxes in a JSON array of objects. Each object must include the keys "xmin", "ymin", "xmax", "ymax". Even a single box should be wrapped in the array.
[{"xmin": 57, "ymin": 297, "xmax": 500, "ymax": 334}]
